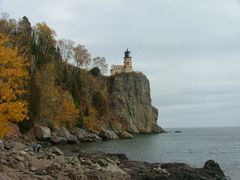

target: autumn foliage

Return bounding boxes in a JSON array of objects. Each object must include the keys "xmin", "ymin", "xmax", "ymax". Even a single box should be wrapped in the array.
[
  {"xmin": 35, "ymin": 64, "xmax": 79, "ymax": 129},
  {"xmin": 0, "ymin": 13, "xmax": 119, "ymax": 136},
  {"xmin": 0, "ymin": 35, "xmax": 29, "ymax": 137}
]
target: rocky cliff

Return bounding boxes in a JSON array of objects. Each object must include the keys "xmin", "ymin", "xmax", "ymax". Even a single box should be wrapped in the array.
[{"xmin": 108, "ymin": 72, "xmax": 164, "ymax": 133}]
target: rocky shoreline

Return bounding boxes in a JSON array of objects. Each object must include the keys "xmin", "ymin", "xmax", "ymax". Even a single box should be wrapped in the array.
[
  {"xmin": 0, "ymin": 136, "xmax": 226, "ymax": 180},
  {"xmin": 34, "ymin": 126, "xmax": 135, "ymax": 145}
]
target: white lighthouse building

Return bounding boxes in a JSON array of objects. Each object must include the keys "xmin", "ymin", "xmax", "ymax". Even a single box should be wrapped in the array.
[{"xmin": 110, "ymin": 49, "xmax": 133, "ymax": 75}]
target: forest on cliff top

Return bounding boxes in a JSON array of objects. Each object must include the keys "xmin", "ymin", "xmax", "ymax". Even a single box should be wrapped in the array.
[{"xmin": 0, "ymin": 13, "xmax": 124, "ymax": 138}]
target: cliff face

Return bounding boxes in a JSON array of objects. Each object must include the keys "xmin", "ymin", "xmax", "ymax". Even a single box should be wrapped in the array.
[
  {"xmin": 108, "ymin": 72, "xmax": 164, "ymax": 133},
  {"xmin": 34, "ymin": 65, "xmax": 164, "ymax": 134}
]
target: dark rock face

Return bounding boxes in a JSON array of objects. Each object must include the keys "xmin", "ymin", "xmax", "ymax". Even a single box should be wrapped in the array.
[
  {"xmin": 204, "ymin": 160, "xmax": 225, "ymax": 177},
  {"xmin": 99, "ymin": 129, "xmax": 119, "ymax": 140},
  {"xmin": 108, "ymin": 72, "xmax": 163, "ymax": 133}
]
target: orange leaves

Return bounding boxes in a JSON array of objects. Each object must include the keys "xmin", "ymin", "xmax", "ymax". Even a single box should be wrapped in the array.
[
  {"xmin": 0, "ymin": 101, "xmax": 28, "ymax": 122},
  {"xmin": 0, "ymin": 34, "xmax": 29, "ymax": 138},
  {"xmin": 55, "ymin": 91, "xmax": 79, "ymax": 128}
]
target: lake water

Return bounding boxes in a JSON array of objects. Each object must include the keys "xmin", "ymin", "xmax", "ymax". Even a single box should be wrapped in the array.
[{"xmin": 60, "ymin": 127, "xmax": 240, "ymax": 180}]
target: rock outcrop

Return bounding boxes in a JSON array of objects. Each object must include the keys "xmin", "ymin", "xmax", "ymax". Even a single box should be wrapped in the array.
[
  {"xmin": 108, "ymin": 72, "xmax": 164, "ymax": 133},
  {"xmin": 99, "ymin": 130, "xmax": 119, "ymax": 140},
  {"xmin": 115, "ymin": 131, "xmax": 134, "ymax": 139},
  {"xmin": 0, "ymin": 139, "xmax": 226, "ymax": 180},
  {"xmin": 34, "ymin": 126, "xmax": 102, "ymax": 145},
  {"xmin": 71, "ymin": 128, "xmax": 102, "ymax": 143}
]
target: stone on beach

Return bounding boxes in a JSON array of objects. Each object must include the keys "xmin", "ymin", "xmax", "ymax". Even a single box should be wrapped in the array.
[
  {"xmin": 99, "ymin": 130, "xmax": 119, "ymax": 140},
  {"xmin": 35, "ymin": 126, "xmax": 51, "ymax": 140}
]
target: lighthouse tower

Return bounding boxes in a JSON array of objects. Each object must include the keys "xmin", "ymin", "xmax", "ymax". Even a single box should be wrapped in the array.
[
  {"xmin": 110, "ymin": 49, "xmax": 134, "ymax": 75},
  {"xmin": 123, "ymin": 49, "xmax": 133, "ymax": 73}
]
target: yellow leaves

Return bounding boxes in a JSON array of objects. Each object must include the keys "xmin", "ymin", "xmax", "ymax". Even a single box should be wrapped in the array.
[
  {"xmin": 0, "ymin": 34, "xmax": 29, "ymax": 138},
  {"xmin": 55, "ymin": 91, "xmax": 79, "ymax": 128},
  {"xmin": 0, "ymin": 101, "xmax": 28, "ymax": 122},
  {"xmin": 0, "ymin": 85, "xmax": 15, "ymax": 102}
]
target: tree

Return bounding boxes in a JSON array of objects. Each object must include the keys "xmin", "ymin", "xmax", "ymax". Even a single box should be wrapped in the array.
[
  {"xmin": 0, "ymin": 13, "xmax": 17, "ymax": 35},
  {"xmin": 73, "ymin": 44, "xmax": 91, "ymax": 68},
  {"xmin": 90, "ymin": 67, "xmax": 101, "ymax": 77},
  {"xmin": 57, "ymin": 39, "xmax": 74, "ymax": 62},
  {"xmin": 92, "ymin": 57, "xmax": 108, "ymax": 75},
  {"xmin": 31, "ymin": 22, "xmax": 57, "ymax": 72},
  {"xmin": 13, "ymin": 16, "xmax": 33, "ymax": 60},
  {"xmin": 0, "ymin": 35, "xmax": 29, "ymax": 138},
  {"xmin": 18, "ymin": 16, "xmax": 32, "ymax": 36},
  {"xmin": 33, "ymin": 22, "xmax": 56, "ymax": 48},
  {"xmin": 56, "ymin": 91, "xmax": 79, "ymax": 128},
  {"xmin": 35, "ymin": 63, "xmax": 79, "ymax": 128}
]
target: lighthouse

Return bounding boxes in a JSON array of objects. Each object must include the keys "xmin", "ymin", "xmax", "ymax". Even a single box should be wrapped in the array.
[{"xmin": 111, "ymin": 49, "xmax": 134, "ymax": 75}]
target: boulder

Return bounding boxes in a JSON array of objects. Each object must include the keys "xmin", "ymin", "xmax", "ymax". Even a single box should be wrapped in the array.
[
  {"xmin": 51, "ymin": 127, "xmax": 78, "ymax": 144},
  {"xmin": 86, "ymin": 133, "xmax": 102, "ymax": 142},
  {"xmin": 3, "ymin": 141, "xmax": 26, "ymax": 151},
  {"xmin": 50, "ymin": 136, "xmax": 67, "ymax": 145},
  {"xmin": 35, "ymin": 126, "xmax": 51, "ymax": 140},
  {"xmin": 72, "ymin": 128, "xmax": 102, "ymax": 142},
  {"xmin": 116, "ymin": 131, "xmax": 133, "ymax": 139},
  {"xmin": 30, "ymin": 156, "xmax": 52, "ymax": 170},
  {"xmin": 35, "ymin": 169, "xmax": 47, "ymax": 175},
  {"xmin": 56, "ymin": 127, "xmax": 71, "ymax": 138},
  {"xmin": 204, "ymin": 160, "xmax": 225, "ymax": 177},
  {"xmin": 99, "ymin": 130, "xmax": 119, "ymax": 140},
  {"xmin": 67, "ymin": 134, "xmax": 78, "ymax": 144},
  {"xmin": 49, "ymin": 146, "xmax": 63, "ymax": 156},
  {"xmin": 97, "ymin": 159, "xmax": 108, "ymax": 167},
  {"xmin": 72, "ymin": 128, "xmax": 88, "ymax": 141}
]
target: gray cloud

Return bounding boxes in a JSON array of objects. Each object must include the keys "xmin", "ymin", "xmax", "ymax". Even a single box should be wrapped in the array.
[{"xmin": 1, "ymin": 0, "xmax": 240, "ymax": 127}]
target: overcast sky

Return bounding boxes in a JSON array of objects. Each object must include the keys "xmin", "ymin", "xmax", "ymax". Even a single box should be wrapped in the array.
[{"xmin": 1, "ymin": 0, "xmax": 240, "ymax": 128}]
